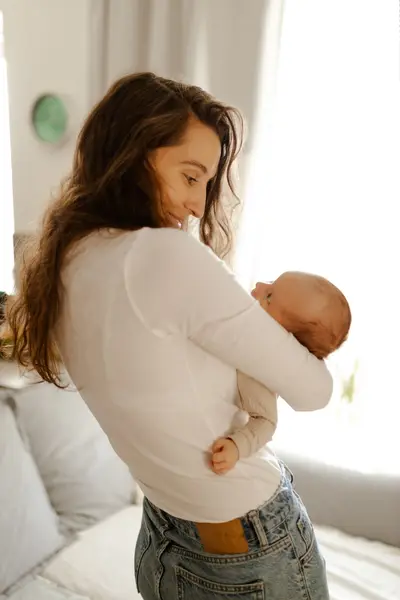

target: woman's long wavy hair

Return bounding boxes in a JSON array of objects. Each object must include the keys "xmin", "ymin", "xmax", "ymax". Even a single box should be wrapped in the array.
[{"xmin": 4, "ymin": 72, "xmax": 243, "ymax": 386}]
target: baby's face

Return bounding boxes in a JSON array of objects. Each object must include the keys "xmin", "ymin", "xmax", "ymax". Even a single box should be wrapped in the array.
[{"xmin": 251, "ymin": 272, "xmax": 322, "ymax": 327}]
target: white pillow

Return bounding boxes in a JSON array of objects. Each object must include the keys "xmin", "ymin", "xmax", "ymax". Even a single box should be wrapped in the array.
[
  {"xmin": 0, "ymin": 396, "xmax": 64, "ymax": 594},
  {"xmin": 15, "ymin": 384, "xmax": 136, "ymax": 533}
]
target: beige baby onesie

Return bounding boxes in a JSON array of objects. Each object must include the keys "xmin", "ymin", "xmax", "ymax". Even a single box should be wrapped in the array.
[{"xmin": 229, "ymin": 372, "xmax": 278, "ymax": 458}]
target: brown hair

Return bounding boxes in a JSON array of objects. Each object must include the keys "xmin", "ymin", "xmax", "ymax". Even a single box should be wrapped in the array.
[
  {"xmin": 4, "ymin": 72, "xmax": 243, "ymax": 385},
  {"xmin": 290, "ymin": 279, "xmax": 352, "ymax": 359}
]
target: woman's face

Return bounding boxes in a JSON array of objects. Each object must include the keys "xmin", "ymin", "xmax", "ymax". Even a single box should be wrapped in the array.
[{"xmin": 150, "ymin": 118, "xmax": 221, "ymax": 228}]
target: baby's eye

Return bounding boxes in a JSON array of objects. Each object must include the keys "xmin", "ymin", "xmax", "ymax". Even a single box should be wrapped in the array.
[{"xmin": 185, "ymin": 174, "xmax": 199, "ymax": 186}]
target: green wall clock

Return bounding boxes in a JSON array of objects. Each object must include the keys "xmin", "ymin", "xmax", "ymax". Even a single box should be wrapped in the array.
[{"xmin": 31, "ymin": 94, "xmax": 68, "ymax": 144}]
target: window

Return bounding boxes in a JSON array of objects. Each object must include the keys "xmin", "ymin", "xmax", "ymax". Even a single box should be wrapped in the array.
[
  {"xmin": 241, "ymin": 1, "xmax": 400, "ymax": 472},
  {"xmin": 0, "ymin": 12, "xmax": 14, "ymax": 293}
]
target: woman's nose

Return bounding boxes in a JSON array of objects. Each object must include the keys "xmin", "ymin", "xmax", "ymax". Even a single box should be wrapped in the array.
[{"xmin": 185, "ymin": 191, "xmax": 206, "ymax": 219}]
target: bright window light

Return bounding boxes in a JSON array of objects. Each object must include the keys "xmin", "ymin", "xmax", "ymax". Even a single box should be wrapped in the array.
[{"xmin": 241, "ymin": 1, "xmax": 400, "ymax": 472}]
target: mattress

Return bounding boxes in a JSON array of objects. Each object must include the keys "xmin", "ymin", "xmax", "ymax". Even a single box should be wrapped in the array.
[{"xmin": 39, "ymin": 506, "xmax": 400, "ymax": 600}]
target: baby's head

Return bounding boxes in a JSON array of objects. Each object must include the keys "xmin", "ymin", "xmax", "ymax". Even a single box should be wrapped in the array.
[{"xmin": 252, "ymin": 272, "xmax": 351, "ymax": 359}]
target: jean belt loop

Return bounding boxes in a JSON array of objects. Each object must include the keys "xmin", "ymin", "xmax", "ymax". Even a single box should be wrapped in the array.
[{"xmin": 248, "ymin": 510, "xmax": 268, "ymax": 549}]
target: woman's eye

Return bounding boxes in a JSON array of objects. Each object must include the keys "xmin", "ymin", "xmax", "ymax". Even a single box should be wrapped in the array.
[{"xmin": 185, "ymin": 174, "xmax": 198, "ymax": 186}]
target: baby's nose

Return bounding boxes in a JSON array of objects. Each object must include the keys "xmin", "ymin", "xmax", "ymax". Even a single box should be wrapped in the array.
[
  {"xmin": 252, "ymin": 281, "xmax": 273, "ymax": 297},
  {"xmin": 251, "ymin": 282, "xmax": 265, "ymax": 297}
]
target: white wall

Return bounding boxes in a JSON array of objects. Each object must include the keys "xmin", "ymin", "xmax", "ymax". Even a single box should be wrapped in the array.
[{"xmin": 1, "ymin": 0, "xmax": 91, "ymax": 232}]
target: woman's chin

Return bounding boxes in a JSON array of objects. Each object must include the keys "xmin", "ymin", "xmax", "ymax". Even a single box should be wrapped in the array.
[{"xmin": 166, "ymin": 213, "xmax": 183, "ymax": 229}]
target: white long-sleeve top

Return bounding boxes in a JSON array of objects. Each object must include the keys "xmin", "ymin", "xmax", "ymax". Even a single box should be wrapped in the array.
[{"xmin": 58, "ymin": 227, "xmax": 332, "ymax": 523}]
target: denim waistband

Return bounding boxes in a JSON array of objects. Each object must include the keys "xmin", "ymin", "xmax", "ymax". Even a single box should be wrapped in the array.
[{"xmin": 144, "ymin": 460, "xmax": 297, "ymax": 550}]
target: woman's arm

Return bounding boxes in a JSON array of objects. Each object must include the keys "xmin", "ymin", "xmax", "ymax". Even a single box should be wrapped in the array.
[{"xmin": 125, "ymin": 228, "xmax": 333, "ymax": 411}]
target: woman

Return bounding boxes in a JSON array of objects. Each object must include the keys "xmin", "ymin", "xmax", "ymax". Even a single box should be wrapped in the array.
[{"xmin": 6, "ymin": 73, "xmax": 331, "ymax": 599}]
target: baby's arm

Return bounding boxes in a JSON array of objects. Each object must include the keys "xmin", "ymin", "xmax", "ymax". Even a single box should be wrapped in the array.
[
  {"xmin": 211, "ymin": 372, "xmax": 278, "ymax": 474},
  {"xmin": 231, "ymin": 371, "xmax": 278, "ymax": 456}
]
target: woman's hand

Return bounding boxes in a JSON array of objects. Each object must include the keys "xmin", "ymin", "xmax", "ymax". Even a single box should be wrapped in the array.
[{"xmin": 211, "ymin": 438, "xmax": 239, "ymax": 475}]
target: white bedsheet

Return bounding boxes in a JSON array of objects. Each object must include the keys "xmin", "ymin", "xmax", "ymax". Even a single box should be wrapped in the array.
[
  {"xmin": 42, "ymin": 506, "xmax": 142, "ymax": 600},
  {"xmin": 41, "ymin": 506, "xmax": 400, "ymax": 600},
  {"xmin": 4, "ymin": 577, "xmax": 89, "ymax": 600},
  {"xmin": 315, "ymin": 525, "xmax": 400, "ymax": 600}
]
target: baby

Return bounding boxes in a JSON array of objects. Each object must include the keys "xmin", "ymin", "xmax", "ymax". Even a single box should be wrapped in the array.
[{"xmin": 211, "ymin": 271, "xmax": 351, "ymax": 474}]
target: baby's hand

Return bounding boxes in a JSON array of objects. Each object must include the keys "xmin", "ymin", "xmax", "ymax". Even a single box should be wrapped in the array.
[{"xmin": 211, "ymin": 438, "xmax": 239, "ymax": 475}]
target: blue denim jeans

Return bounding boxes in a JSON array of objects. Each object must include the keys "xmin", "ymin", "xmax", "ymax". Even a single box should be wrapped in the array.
[{"xmin": 135, "ymin": 463, "xmax": 330, "ymax": 599}]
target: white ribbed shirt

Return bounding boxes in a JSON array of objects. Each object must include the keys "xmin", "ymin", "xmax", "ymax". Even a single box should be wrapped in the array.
[{"xmin": 58, "ymin": 227, "xmax": 332, "ymax": 522}]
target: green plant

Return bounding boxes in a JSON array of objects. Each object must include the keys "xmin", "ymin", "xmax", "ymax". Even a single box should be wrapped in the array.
[{"xmin": 341, "ymin": 360, "xmax": 359, "ymax": 404}]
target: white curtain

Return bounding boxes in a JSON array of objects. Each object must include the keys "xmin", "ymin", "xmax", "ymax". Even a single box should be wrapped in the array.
[
  {"xmin": 88, "ymin": 0, "xmax": 285, "ymax": 192},
  {"xmin": 0, "ymin": 11, "xmax": 14, "ymax": 293}
]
